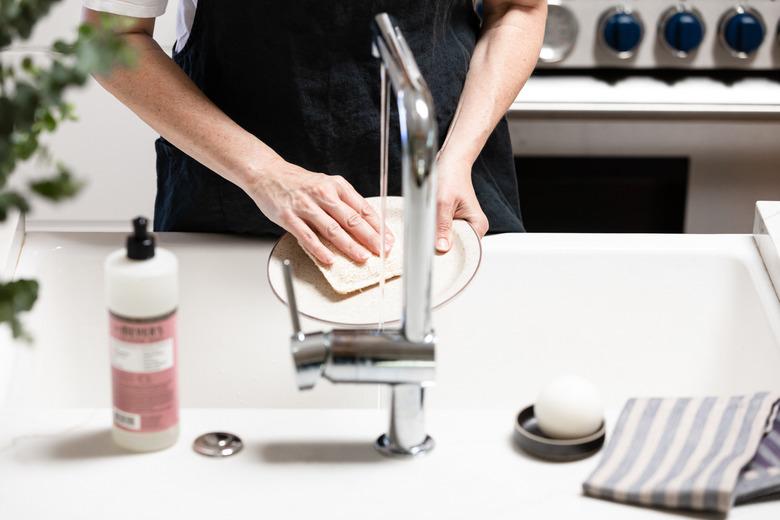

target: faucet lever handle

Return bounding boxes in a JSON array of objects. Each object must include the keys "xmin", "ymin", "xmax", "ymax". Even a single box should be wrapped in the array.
[{"xmin": 282, "ymin": 259, "xmax": 302, "ymax": 336}]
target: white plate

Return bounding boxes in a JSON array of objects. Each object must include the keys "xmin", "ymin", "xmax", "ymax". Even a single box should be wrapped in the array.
[{"xmin": 267, "ymin": 197, "xmax": 482, "ymax": 326}]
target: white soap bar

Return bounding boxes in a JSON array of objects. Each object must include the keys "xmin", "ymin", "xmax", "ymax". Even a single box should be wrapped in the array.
[{"xmin": 535, "ymin": 375, "xmax": 604, "ymax": 440}]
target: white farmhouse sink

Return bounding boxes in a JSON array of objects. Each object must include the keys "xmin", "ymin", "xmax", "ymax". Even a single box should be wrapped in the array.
[{"xmin": 1, "ymin": 228, "xmax": 779, "ymax": 519}]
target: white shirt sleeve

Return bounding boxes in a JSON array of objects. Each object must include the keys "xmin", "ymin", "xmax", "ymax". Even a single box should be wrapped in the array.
[{"xmin": 83, "ymin": 0, "xmax": 168, "ymax": 18}]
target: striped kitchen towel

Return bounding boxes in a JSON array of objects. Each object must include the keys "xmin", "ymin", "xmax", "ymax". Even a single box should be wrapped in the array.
[
  {"xmin": 735, "ymin": 407, "xmax": 780, "ymax": 506},
  {"xmin": 583, "ymin": 392, "xmax": 780, "ymax": 514}
]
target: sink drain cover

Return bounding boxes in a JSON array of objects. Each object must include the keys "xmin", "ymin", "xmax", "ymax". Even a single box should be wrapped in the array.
[{"xmin": 193, "ymin": 432, "xmax": 243, "ymax": 457}]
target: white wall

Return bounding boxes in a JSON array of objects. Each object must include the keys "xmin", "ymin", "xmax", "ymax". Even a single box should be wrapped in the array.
[{"xmin": 3, "ymin": 0, "xmax": 179, "ymax": 228}]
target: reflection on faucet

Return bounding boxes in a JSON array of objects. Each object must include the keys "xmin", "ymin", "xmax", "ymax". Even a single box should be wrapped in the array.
[{"xmin": 281, "ymin": 13, "xmax": 438, "ymax": 458}]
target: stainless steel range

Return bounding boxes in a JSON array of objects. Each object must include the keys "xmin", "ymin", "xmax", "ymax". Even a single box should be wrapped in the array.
[
  {"xmin": 538, "ymin": 0, "xmax": 780, "ymax": 68},
  {"xmin": 502, "ymin": 1, "xmax": 780, "ymax": 236}
]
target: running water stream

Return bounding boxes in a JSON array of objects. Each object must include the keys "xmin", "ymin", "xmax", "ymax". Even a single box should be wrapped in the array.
[{"xmin": 377, "ymin": 64, "xmax": 391, "ymax": 331}]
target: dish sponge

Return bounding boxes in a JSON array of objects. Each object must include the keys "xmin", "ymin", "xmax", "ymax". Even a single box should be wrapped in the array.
[{"xmin": 300, "ymin": 197, "xmax": 403, "ymax": 294}]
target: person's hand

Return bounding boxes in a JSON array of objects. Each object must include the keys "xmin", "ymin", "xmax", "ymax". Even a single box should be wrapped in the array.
[
  {"xmin": 435, "ymin": 158, "xmax": 489, "ymax": 253},
  {"xmin": 246, "ymin": 158, "xmax": 394, "ymax": 265}
]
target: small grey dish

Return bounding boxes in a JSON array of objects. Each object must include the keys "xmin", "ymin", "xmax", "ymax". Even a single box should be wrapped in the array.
[{"xmin": 514, "ymin": 405, "xmax": 606, "ymax": 462}]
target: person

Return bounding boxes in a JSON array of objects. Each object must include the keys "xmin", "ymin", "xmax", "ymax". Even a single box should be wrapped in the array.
[{"xmin": 83, "ymin": 0, "xmax": 546, "ymax": 265}]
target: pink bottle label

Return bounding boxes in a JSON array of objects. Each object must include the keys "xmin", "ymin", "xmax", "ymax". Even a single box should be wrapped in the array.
[{"xmin": 109, "ymin": 312, "xmax": 178, "ymax": 433}]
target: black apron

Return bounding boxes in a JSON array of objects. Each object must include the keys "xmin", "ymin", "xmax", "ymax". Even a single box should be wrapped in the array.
[{"xmin": 154, "ymin": 0, "xmax": 524, "ymax": 235}]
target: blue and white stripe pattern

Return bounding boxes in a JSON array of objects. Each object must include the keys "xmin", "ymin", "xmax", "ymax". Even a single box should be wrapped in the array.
[
  {"xmin": 583, "ymin": 393, "xmax": 780, "ymax": 513},
  {"xmin": 735, "ymin": 406, "xmax": 780, "ymax": 505}
]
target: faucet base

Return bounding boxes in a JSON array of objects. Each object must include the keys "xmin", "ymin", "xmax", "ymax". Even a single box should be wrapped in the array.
[{"xmin": 375, "ymin": 434, "xmax": 435, "ymax": 458}]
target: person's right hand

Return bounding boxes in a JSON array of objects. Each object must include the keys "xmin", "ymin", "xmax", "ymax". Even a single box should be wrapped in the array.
[{"xmin": 246, "ymin": 158, "xmax": 394, "ymax": 266}]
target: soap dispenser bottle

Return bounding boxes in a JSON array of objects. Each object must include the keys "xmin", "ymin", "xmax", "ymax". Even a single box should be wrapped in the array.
[{"xmin": 105, "ymin": 217, "xmax": 179, "ymax": 451}]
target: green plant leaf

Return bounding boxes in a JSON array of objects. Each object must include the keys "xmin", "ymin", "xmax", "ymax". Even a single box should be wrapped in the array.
[
  {"xmin": 12, "ymin": 81, "xmax": 40, "ymax": 131},
  {"xmin": 0, "ymin": 190, "xmax": 31, "ymax": 219},
  {"xmin": 40, "ymin": 110, "xmax": 56, "ymax": 131},
  {"xmin": 0, "ymin": 0, "xmax": 134, "ymax": 342},
  {"xmin": 29, "ymin": 167, "xmax": 84, "ymax": 201},
  {"xmin": 20, "ymin": 56, "xmax": 35, "ymax": 74},
  {"xmin": 13, "ymin": 131, "xmax": 38, "ymax": 160},
  {"xmin": 52, "ymin": 39, "xmax": 73, "ymax": 55},
  {"xmin": 0, "ymin": 279, "xmax": 39, "ymax": 341},
  {"xmin": 0, "ymin": 97, "xmax": 14, "ymax": 137}
]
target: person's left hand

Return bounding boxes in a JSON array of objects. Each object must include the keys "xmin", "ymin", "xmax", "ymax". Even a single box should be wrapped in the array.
[{"xmin": 435, "ymin": 157, "xmax": 489, "ymax": 253}]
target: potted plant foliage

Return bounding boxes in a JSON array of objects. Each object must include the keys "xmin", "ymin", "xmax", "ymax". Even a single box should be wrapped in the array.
[{"xmin": 0, "ymin": 0, "xmax": 133, "ymax": 338}]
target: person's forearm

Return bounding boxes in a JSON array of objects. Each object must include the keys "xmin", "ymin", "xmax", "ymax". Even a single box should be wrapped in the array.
[
  {"xmin": 88, "ymin": 16, "xmax": 279, "ymax": 193},
  {"xmin": 84, "ymin": 10, "xmax": 387, "ymax": 263},
  {"xmin": 438, "ymin": 0, "xmax": 546, "ymax": 167}
]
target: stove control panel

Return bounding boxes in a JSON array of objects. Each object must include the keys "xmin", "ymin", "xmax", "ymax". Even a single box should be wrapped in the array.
[{"xmin": 537, "ymin": 0, "xmax": 780, "ymax": 69}]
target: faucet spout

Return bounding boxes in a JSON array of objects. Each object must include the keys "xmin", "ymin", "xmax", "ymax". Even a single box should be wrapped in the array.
[
  {"xmin": 281, "ymin": 13, "xmax": 438, "ymax": 458},
  {"xmin": 372, "ymin": 13, "xmax": 438, "ymax": 344}
]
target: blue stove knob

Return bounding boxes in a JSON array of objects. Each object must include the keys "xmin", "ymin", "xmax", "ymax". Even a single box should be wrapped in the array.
[
  {"xmin": 662, "ymin": 10, "xmax": 705, "ymax": 56},
  {"xmin": 601, "ymin": 9, "xmax": 644, "ymax": 57},
  {"xmin": 719, "ymin": 7, "xmax": 766, "ymax": 58}
]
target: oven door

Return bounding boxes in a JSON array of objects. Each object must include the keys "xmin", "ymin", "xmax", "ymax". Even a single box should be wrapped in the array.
[{"xmin": 515, "ymin": 155, "xmax": 689, "ymax": 233}]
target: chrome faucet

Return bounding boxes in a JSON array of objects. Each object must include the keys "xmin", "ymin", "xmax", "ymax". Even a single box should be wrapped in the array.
[{"xmin": 281, "ymin": 13, "xmax": 438, "ymax": 457}]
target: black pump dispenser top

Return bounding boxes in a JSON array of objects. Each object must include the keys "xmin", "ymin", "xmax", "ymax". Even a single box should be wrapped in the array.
[{"xmin": 127, "ymin": 216, "xmax": 155, "ymax": 260}]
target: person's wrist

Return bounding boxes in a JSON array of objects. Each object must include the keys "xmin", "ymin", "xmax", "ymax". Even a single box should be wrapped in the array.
[
  {"xmin": 239, "ymin": 147, "xmax": 287, "ymax": 195},
  {"xmin": 437, "ymin": 152, "xmax": 473, "ymax": 182}
]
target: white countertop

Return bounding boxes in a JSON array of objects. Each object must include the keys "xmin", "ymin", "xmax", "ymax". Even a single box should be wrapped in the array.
[
  {"xmin": 3, "ymin": 407, "xmax": 779, "ymax": 520},
  {"xmin": 0, "ymin": 409, "xmax": 602, "ymax": 520}
]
